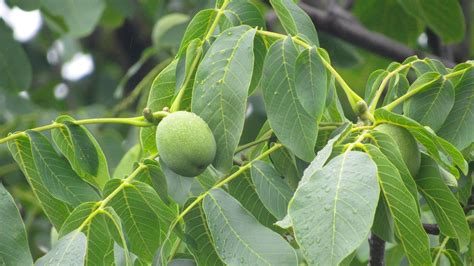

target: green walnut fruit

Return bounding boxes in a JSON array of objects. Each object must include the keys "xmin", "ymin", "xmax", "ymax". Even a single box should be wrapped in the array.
[
  {"xmin": 156, "ymin": 111, "xmax": 216, "ymax": 177},
  {"xmin": 374, "ymin": 124, "xmax": 421, "ymax": 177}
]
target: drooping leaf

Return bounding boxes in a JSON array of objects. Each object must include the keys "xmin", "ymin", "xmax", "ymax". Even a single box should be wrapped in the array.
[
  {"xmin": 295, "ymin": 47, "xmax": 327, "ymax": 119},
  {"xmin": 192, "ymin": 25, "xmax": 256, "ymax": 173},
  {"xmin": 270, "ymin": 0, "xmax": 319, "ymax": 45},
  {"xmin": 0, "ymin": 183, "xmax": 33, "ymax": 265},
  {"xmin": 227, "ymin": 171, "xmax": 276, "ymax": 228},
  {"xmin": 250, "ymin": 160, "xmax": 293, "ymax": 220},
  {"xmin": 398, "ymin": 0, "xmax": 465, "ymax": 43},
  {"xmin": 141, "ymin": 60, "xmax": 177, "ymax": 155},
  {"xmin": 0, "ymin": 21, "xmax": 32, "ymax": 92},
  {"xmin": 177, "ymin": 9, "xmax": 217, "ymax": 56},
  {"xmin": 52, "ymin": 115, "xmax": 110, "ymax": 189},
  {"xmin": 364, "ymin": 144, "xmax": 431, "ymax": 265},
  {"xmin": 41, "ymin": 0, "xmax": 106, "ymax": 37},
  {"xmin": 289, "ymin": 151, "xmax": 379, "ymax": 266},
  {"xmin": 438, "ymin": 67, "xmax": 474, "ymax": 150},
  {"xmin": 203, "ymin": 189, "xmax": 298, "ymax": 265},
  {"xmin": 103, "ymin": 179, "xmax": 166, "ymax": 262},
  {"xmin": 35, "ymin": 230, "xmax": 87, "ymax": 266},
  {"xmin": 27, "ymin": 131, "xmax": 99, "ymax": 207},
  {"xmin": 184, "ymin": 200, "xmax": 223, "ymax": 266},
  {"xmin": 7, "ymin": 135, "xmax": 71, "ymax": 229},
  {"xmin": 416, "ymin": 155, "xmax": 470, "ymax": 250},
  {"xmin": 404, "ymin": 77, "xmax": 454, "ymax": 132},
  {"xmin": 261, "ymin": 37, "xmax": 317, "ymax": 161}
]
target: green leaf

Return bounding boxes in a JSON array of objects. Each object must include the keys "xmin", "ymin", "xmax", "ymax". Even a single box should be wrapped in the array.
[
  {"xmin": 113, "ymin": 144, "xmax": 142, "ymax": 179},
  {"xmin": 192, "ymin": 25, "xmax": 256, "ymax": 173},
  {"xmin": 6, "ymin": 0, "xmax": 40, "ymax": 10},
  {"xmin": 184, "ymin": 200, "xmax": 223, "ymax": 266},
  {"xmin": 227, "ymin": 171, "xmax": 276, "ymax": 228},
  {"xmin": 269, "ymin": 146, "xmax": 301, "ymax": 190},
  {"xmin": 41, "ymin": 0, "xmax": 106, "ymax": 37},
  {"xmin": 0, "ymin": 21, "xmax": 32, "ymax": 92},
  {"xmin": 382, "ymin": 74, "xmax": 409, "ymax": 114},
  {"xmin": 364, "ymin": 144, "xmax": 431, "ymax": 265},
  {"xmin": 161, "ymin": 160, "xmax": 195, "ymax": 205},
  {"xmin": 27, "ymin": 131, "xmax": 99, "ymax": 207},
  {"xmin": 431, "ymin": 248, "xmax": 464, "ymax": 266},
  {"xmin": 52, "ymin": 115, "xmax": 110, "ymax": 189},
  {"xmin": 270, "ymin": 0, "xmax": 319, "ymax": 46},
  {"xmin": 140, "ymin": 159, "xmax": 169, "ymax": 203},
  {"xmin": 250, "ymin": 160, "xmax": 293, "ymax": 220},
  {"xmin": 152, "ymin": 13, "xmax": 189, "ymax": 50},
  {"xmin": 7, "ymin": 135, "xmax": 71, "ymax": 229},
  {"xmin": 374, "ymin": 109, "xmax": 467, "ymax": 177},
  {"xmin": 249, "ymin": 35, "xmax": 266, "ymax": 95},
  {"xmin": 364, "ymin": 69, "xmax": 389, "ymax": 104},
  {"xmin": 416, "ymin": 155, "xmax": 470, "ymax": 250},
  {"xmin": 58, "ymin": 202, "xmax": 115, "ymax": 266},
  {"xmin": 262, "ymin": 37, "xmax": 317, "ymax": 161},
  {"xmin": 223, "ymin": 1, "xmax": 265, "ymax": 28},
  {"xmin": 353, "ymin": 0, "xmax": 424, "ymax": 44},
  {"xmin": 141, "ymin": 60, "xmax": 177, "ymax": 155},
  {"xmin": 203, "ymin": 189, "xmax": 298, "ymax": 265},
  {"xmin": 438, "ymin": 67, "xmax": 474, "ymax": 150},
  {"xmin": 372, "ymin": 194, "xmax": 395, "ymax": 242},
  {"xmin": 404, "ymin": 77, "xmax": 454, "ymax": 132},
  {"xmin": 177, "ymin": 9, "xmax": 217, "ymax": 56},
  {"xmin": 295, "ymin": 47, "xmax": 327, "ymax": 119},
  {"xmin": 0, "ymin": 183, "xmax": 33, "ymax": 265},
  {"xmin": 398, "ymin": 0, "xmax": 465, "ymax": 43},
  {"xmin": 35, "ymin": 230, "xmax": 87, "ymax": 265},
  {"xmin": 103, "ymin": 179, "xmax": 166, "ymax": 262},
  {"xmin": 289, "ymin": 151, "xmax": 379, "ymax": 265},
  {"xmin": 176, "ymin": 38, "xmax": 202, "ymax": 93}
]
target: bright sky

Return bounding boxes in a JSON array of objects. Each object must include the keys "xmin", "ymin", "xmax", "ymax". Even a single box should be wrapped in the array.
[{"xmin": 0, "ymin": 0, "xmax": 95, "ymax": 96}]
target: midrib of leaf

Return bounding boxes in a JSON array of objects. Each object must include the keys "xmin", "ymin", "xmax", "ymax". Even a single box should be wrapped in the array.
[
  {"xmin": 30, "ymin": 141, "xmax": 84, "ymax": 203},
  {"xmin": 131, "ymin": 184, "xmax": 167, "ymax": 238},
  {"xmin": 53, "ymin": 230, "xmax": 84, "ymax": 265},
  {"xmin": 208, "ymin": 194, "xmax": 270, "ymax": 265},
  {"xmin": 330, "ymin": 151, "xmax": 348, "ymax": 264}
]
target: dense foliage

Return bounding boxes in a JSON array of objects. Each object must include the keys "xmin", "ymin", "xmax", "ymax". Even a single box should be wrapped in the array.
[{"xmin": 0, "ymin": 0, "xmax": 473, "ymax": 265}]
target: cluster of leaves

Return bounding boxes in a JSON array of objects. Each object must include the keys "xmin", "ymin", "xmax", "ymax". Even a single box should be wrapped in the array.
[{"xmin": 0, "ymin": 0, "xmax": 473, "ymax": 265}]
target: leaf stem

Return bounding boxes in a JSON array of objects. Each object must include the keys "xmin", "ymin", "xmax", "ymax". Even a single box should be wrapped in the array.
[
  {"xmin": 382, "ymin": 76, "xmax": 440, "ymax": 111},
  {"xmin": 235, "ymin": 130, "xmax": 272, "ymax": 153},
  {"xmin": 0, "ymin": 111, "xmax": 168, "ymax": 145},
  {"xmin": 433, "ymin": 237, "xmax": 450, "ymax": 265}
]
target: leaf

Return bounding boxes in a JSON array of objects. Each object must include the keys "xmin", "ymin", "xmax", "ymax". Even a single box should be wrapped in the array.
[
  {"xmin": 35, "ymin": 230, "xmax": 87, "ymax": 266},
  {"xmin": 250, "ymin": 160, "xmax": 293, "ymax": 220},
  {"xmin": 113, "ymin": 144, "xmax": 142, "ymax": 179},
  {"xmin": 177, "ymin": 9, "xmax": 217, "ymax": 56},
  {"xmin": 364, "ymin": 144, "xmax": 431, "ymax": 265},
  {"xmin": 270, "ymin": 0, "xmax": 319, "ymax": 46},
  {"xmin": 41, "ymin": 0, "xmax": 106, "ymax": 37},
  {"xmin": 364, "ymin": 69, "xmax": 389, "ymax": 104},
  {"xmin": 416, "ymin": 155, "xmax": 470, "ymax": 250},
  {"xmin": 438, "ymin": 67, "xmax": 474, "ymax": 150},
  {"xmin": 184, "ymin": 200, "xmax": 224, "ymax": 266},
  {"xmin": 58, "ymin": 202, "xmax": 115, "ymax": 266},
  {"xmin": 52, "ymin": 115, "xmax": 110, "ymax": 189},
  {"xmin": 27, "ymin": 131, "xmax": 99, "ymax": 207},
  {"xmin": 6, "ymin": 0, "xmax": 40, "ymax": 11},
  {"xmin": 249, "ymin": 35, "xmax": 266, "ymax": 95},
  {"xmin": 398, "ymin": 0, "xmax": 465, "ymax": 43},
  {"xmin": 141, "ymin": 60, "xmax": 177, "ymax": 155},
  {"xmin": 192, "ymin": 25, "xmax": 256, "ymax": 173},
  {"xmin": 269, "ymin": 146, "xmax": 301, "ymax": 190},
  {"xmin": 203, "ymin": 189, "xmax": 298, "ymax": 265},
  {"xmin": 161, "ymin": 159, "xmax": 195, "ymax": 205},
  {"xmin": 7, "ymin": 135, "xmax": 71, "ymax": 229},
  {"xmin": 103, "ymin": 179, "xmax": 166, "ymax": 263},
  {"xmin": 295, "ymin": 47, "xmax": 327, "ymax": 119},
  {"xmin": 262, "ymin": 37, "xmax": 317, "ymax": 161},
  {"xmin": 353, "ymin": 0, "xmax": 424, "ymax": 44},
  {"xmin": 0, "ymin": 183, "xmax": 33, "ymax": 265},
  {"xmin": 289, "ymin": 151, "xmax": 379, "ymax": 266},
  {"xmin": 227, "ymin": 171, "xmax": 276, "ymax": 228},
  {"xmin": 404, "ymin": 77, "xmax": 454, "ymax": 132},
  {"xmin": 374, "ymin": 109, "xmax": 467, "ymax": 177},
  {"xmin": 223, "ymin": 1, "xmax": 265, "ymax": 28},
  {"xmin": 141, "ymin": 159, "xmax": 169, "ymax": 203},
  {"xmin": 152, "ymin": 13, "xmax": 189, "ymax": 50},
  {"xmin": 0, "ymin": 21, "xmax": 32, "ymax": 92}
]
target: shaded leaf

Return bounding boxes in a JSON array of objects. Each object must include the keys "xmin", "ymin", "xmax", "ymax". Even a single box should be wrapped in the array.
[
  {"xmin": 35, "ymin": 230, "xmax": 87, "ymax": 266},
  {"xmin": 177, "ymin": 9, "xmax": 217, "ymax": 56}
]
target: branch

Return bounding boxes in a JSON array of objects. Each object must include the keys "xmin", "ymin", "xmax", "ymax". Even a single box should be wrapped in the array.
[
  {"xmin": 369, "ymin": 233, "xmax": 385, "ymax": 266},
  {"xmin": 423, "ymin": 223, "xmax": 440, "ymax": 235},
  {"xmin": 294, "ymin": 3, "xmax": 456, "ymax": 67}
]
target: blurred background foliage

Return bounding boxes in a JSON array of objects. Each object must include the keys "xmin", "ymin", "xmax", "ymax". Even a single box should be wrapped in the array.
[{"xmin": 0, "ymin": 0, "xmax": 472, "ymax": 261}]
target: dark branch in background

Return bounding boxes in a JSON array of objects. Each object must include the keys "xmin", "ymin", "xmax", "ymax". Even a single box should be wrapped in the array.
[
  {"xmin": 283, "ymin": 2, "xmax": 457, "ymax": 67},
  {"xmin": 369, "ymin": 233, "xmax": 385, "ymax": 266},
  {"xmin": 423, "ymin": 223, "xmax": 440, "ymax": 235}
]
